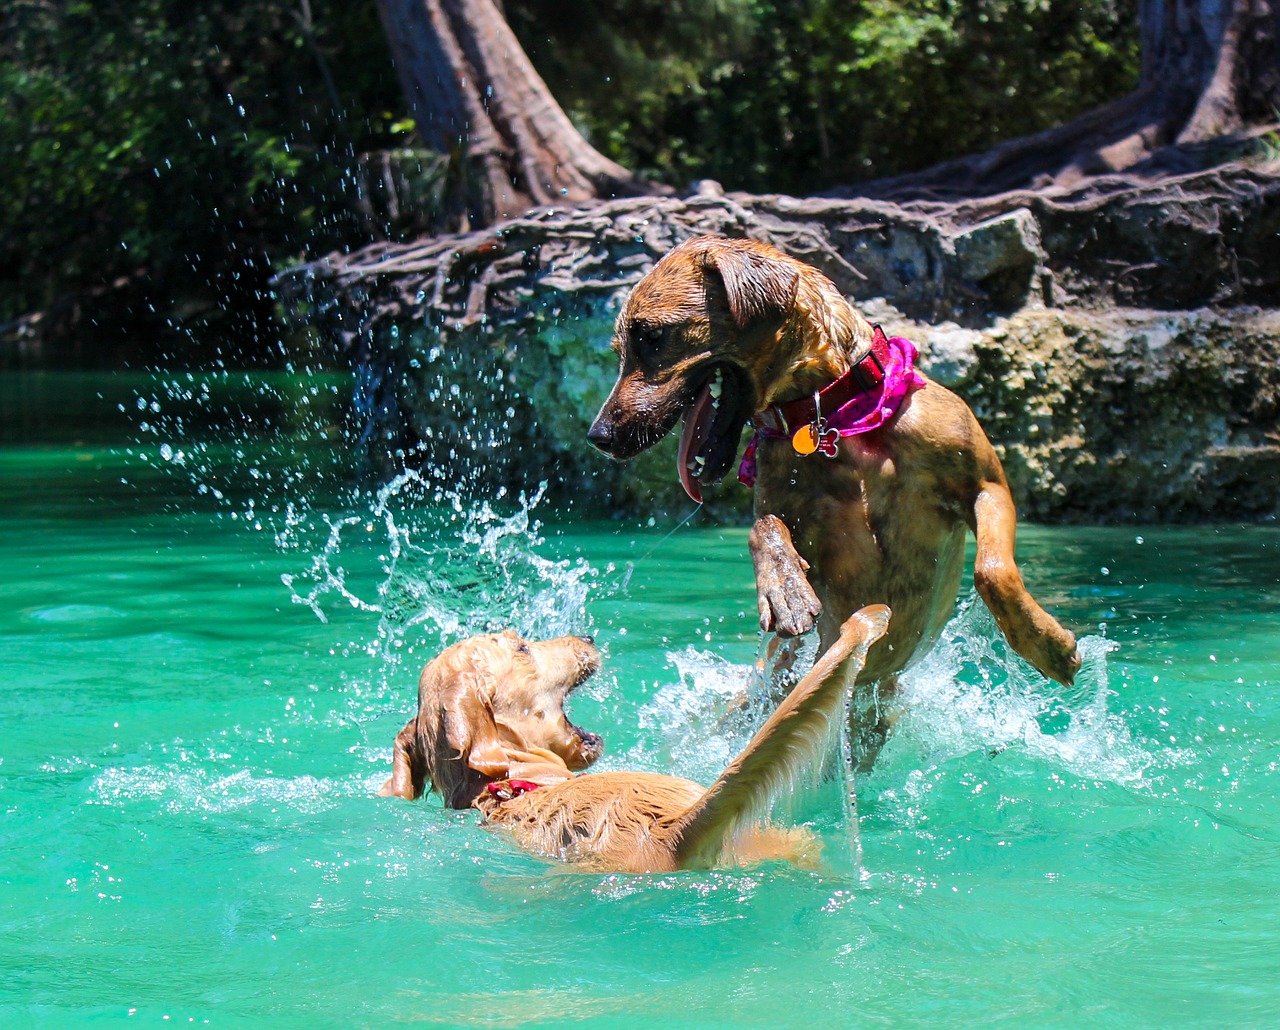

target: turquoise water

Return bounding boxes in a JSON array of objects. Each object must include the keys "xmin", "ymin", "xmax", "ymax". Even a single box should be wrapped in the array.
[{"xmin": 2, "ymin": 371, "xmax": 1278, "ymax": 1027}]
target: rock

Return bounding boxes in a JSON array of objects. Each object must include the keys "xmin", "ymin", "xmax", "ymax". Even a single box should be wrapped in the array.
[
  {"xmin": 950, "ymin": 306, "xmax": 1280, "ymax": 521},
  {"xmin": 947, "ymin": 208, "xmax": 1043, "ymax": 314},
  {"xmin": 689, "ymin": 179, "xmax": 725, "ymax": 198},
  {"xmin": 919, "ymin": 327, "xmax": 983, "ymax": 387}
]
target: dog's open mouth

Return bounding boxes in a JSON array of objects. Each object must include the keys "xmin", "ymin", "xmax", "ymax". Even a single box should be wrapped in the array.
[
  {"xmin": 676, "ymin": 363, "xmax": 754, "ymax": 503},
  {"xmin": 566, "ymin": 662, "xmax": 605, "ymax": 766},
  {"xmin": 574, "ymin": 726, "xmax": 605, "ymax": 765}
]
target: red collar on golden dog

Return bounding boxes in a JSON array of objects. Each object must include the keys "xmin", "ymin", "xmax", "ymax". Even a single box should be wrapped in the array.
[{"xmin": 485, "ymin": 778, "xmax": 543, "ymax": 802}]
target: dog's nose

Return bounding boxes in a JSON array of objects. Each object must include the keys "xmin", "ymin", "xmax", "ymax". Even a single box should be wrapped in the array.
[
  {"xmin": 579, "ymin": 634, "xmax": 594, "ymax": 645},
  {"xmin": 586, "ymin": 420, "xmax": 613, "ymax": 452}
]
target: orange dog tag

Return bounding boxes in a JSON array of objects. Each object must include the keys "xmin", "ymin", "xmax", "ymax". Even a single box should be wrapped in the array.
[{"xmin": 792, "ymin": 425, "xmax": 819, "ymax": 455}]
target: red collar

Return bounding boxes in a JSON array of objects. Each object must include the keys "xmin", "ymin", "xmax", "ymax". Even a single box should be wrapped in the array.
[
  {"xmin": 485, "ymin": 779, "xmax": 541, "ymax": 802},
  {"xmin": 751, "ymin": 325, "xmax": 892, "ymax": 437}
]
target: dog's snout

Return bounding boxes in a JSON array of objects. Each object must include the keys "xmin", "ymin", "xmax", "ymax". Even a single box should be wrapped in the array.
[{"xmin": 586, "ymin": 418, "xmax": 615, "ymax": 453}]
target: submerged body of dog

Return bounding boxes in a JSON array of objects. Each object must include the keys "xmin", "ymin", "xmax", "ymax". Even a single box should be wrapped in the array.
[
  {"xmin": 587, "ymin": 236, "xmax": 1079, "ymax": 750},
  {"xmin": 381, "ymin": 607, "xmax": 890, "ymax": 873}
]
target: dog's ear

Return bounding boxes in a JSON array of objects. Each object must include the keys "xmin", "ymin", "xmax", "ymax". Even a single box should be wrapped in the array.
[
  {"xmin": 443, "ymin": 672, "xmax": 509, "ymax": 779},
  {"xmin": 380, "ymin": 717, "xmax": 428, "ymax": 800},
  {"xmin": 701, "ymin": 242, "xmax": 799, "ymax": 331}
]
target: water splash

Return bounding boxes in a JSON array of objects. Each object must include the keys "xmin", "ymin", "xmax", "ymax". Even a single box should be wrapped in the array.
[
  {"xmin": 627, "ymin": 595, "xmax": 1157, "ymax": 796},
  {"xmin": 279, "ymin": 472, "xmax": 598, "ymax": 657},
  {"xmin": 622, "ymin": 636, "xmax": 817, "ymax": 779},
  {"xmin": 128, "ymin": 369, "xmax": 1168, "ymax": 839},
  {"xmin": 130, "ymin": 369, "xmax": 600, "ymax": 670},
  {"xmin": 622, "ymin": 637, "xmax": 858, "ymax": 869},
  {"xmin": 884, "ymin": 596, "xmax": 1162, "ymax": 787},
  {"xmin": 626, "ymin": 647, "xmax": 758, "ymax": 783}
]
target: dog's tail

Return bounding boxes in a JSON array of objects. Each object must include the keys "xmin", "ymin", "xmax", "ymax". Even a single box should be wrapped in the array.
[{"xmin": 668, "ymin": 604, "xmax": 891, "ymax": 869}]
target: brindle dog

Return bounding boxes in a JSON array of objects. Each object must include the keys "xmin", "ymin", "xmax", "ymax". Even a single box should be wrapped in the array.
[{"xmin": 587, "ymin": 235, "xmax": 1079, "ymax": 754}]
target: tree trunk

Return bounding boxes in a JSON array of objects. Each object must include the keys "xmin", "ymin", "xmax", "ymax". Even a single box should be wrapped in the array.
[
  {"xmin": 1166, "ymin": 0, "xmax": 1280, "ymax": 142},
  {"xmin": 375, "ymin": 0, "xmax": 660, "ymax": 228},
  {"xmin": 842, "ymin": 0, "xmax": 1280, "ymax": 201}
]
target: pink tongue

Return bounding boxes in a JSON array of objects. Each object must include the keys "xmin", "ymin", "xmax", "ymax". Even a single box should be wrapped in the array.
[{"xmin": 677, "ymin": 380, "xmax": 716, "ymax": 503}]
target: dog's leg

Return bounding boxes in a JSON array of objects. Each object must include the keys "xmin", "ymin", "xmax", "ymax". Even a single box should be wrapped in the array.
[
  {"xmin": 972, "ymin": 484, "xmax": 1081, "ymax": 685},
  {"xmin": 670, "ymin": 606, "xmax": 891, "ymax": 869},
  {"xmin": 749, "ymin": 514, "xmax": 823, "ymax": 637}
]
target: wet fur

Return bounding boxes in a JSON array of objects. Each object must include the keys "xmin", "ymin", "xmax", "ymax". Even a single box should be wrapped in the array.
[
  {"xmin": 588, "ymin": 235, "xmax": 1080, "ymax": 753},
  {"xmin": 381, "ymin": 608, "xmax": 890, "ymax": 873}
]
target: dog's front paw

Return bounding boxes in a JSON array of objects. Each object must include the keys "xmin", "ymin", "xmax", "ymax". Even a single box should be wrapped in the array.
[
  {"xmin": 750, "ymin": 514, "xmax": 823, "ymax": 636},
  {"xmin": 758, "ymin": 574, "xmax": 823, "ymax": 637},
  {"xmin": 1028, "ymin": 624, "xmax": 1081, "ymax": 686},
  {"xmin": 1045, "ymin": 632, "xmax": 1083, "ymax": 686}
]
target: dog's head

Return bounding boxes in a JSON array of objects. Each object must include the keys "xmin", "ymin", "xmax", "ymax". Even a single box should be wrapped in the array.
[
  {"xmin": 379, "ymin": 630, "xmax": 605, "ymax": 808},
  {"xmin": 587, "ymin": 235, "xmax": 811, "ymax": 502}
]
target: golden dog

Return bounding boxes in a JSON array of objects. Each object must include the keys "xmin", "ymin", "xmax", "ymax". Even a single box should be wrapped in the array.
[
  {"xmin": 587, "ymin": 235, "xmax": 1079, "ymax": 755},
  {"xmin": 381, "ymin": 608, "xmax": 890, "ymax": 873}
]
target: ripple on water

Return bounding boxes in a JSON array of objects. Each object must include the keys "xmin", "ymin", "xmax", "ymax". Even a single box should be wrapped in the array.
[{"xmin": 24, "ymin": 604, "xmax": 130, "ymax": 624}]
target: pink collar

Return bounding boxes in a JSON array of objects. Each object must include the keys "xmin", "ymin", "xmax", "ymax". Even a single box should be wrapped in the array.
[
  {"xmin": 751, "ymin": 326, "xmax": 895, "ymax": 437},
  {"xmin": 739, "ymin": 330, "xmax": 925, "ymax": 486}
]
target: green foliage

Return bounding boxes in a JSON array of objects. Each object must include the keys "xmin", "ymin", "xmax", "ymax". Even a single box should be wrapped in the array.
[
  {"xmin": 0, "ymin": 0, "xmax": 401, "ymax": 359},
  {"xmin": 508, "ymin": 0, "xmax": 1140, "ymax": 193},
  {"xmin": 2, "ymin": 0, "xmax": 1139, "ymax": 361}
]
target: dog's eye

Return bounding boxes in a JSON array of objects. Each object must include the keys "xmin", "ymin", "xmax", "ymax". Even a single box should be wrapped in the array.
[
  {"xmin": 631, "ymin": 323, "xmax": 665, "ymax": 364},
  {"xmin": 515, "ymin": 641, "xmax": 531, "ymax": 655}
]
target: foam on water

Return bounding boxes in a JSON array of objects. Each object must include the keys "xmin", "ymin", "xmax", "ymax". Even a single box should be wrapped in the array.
[{"xmin": 88, "ymin": 765, "xmax": 358, "ymax": 816}]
